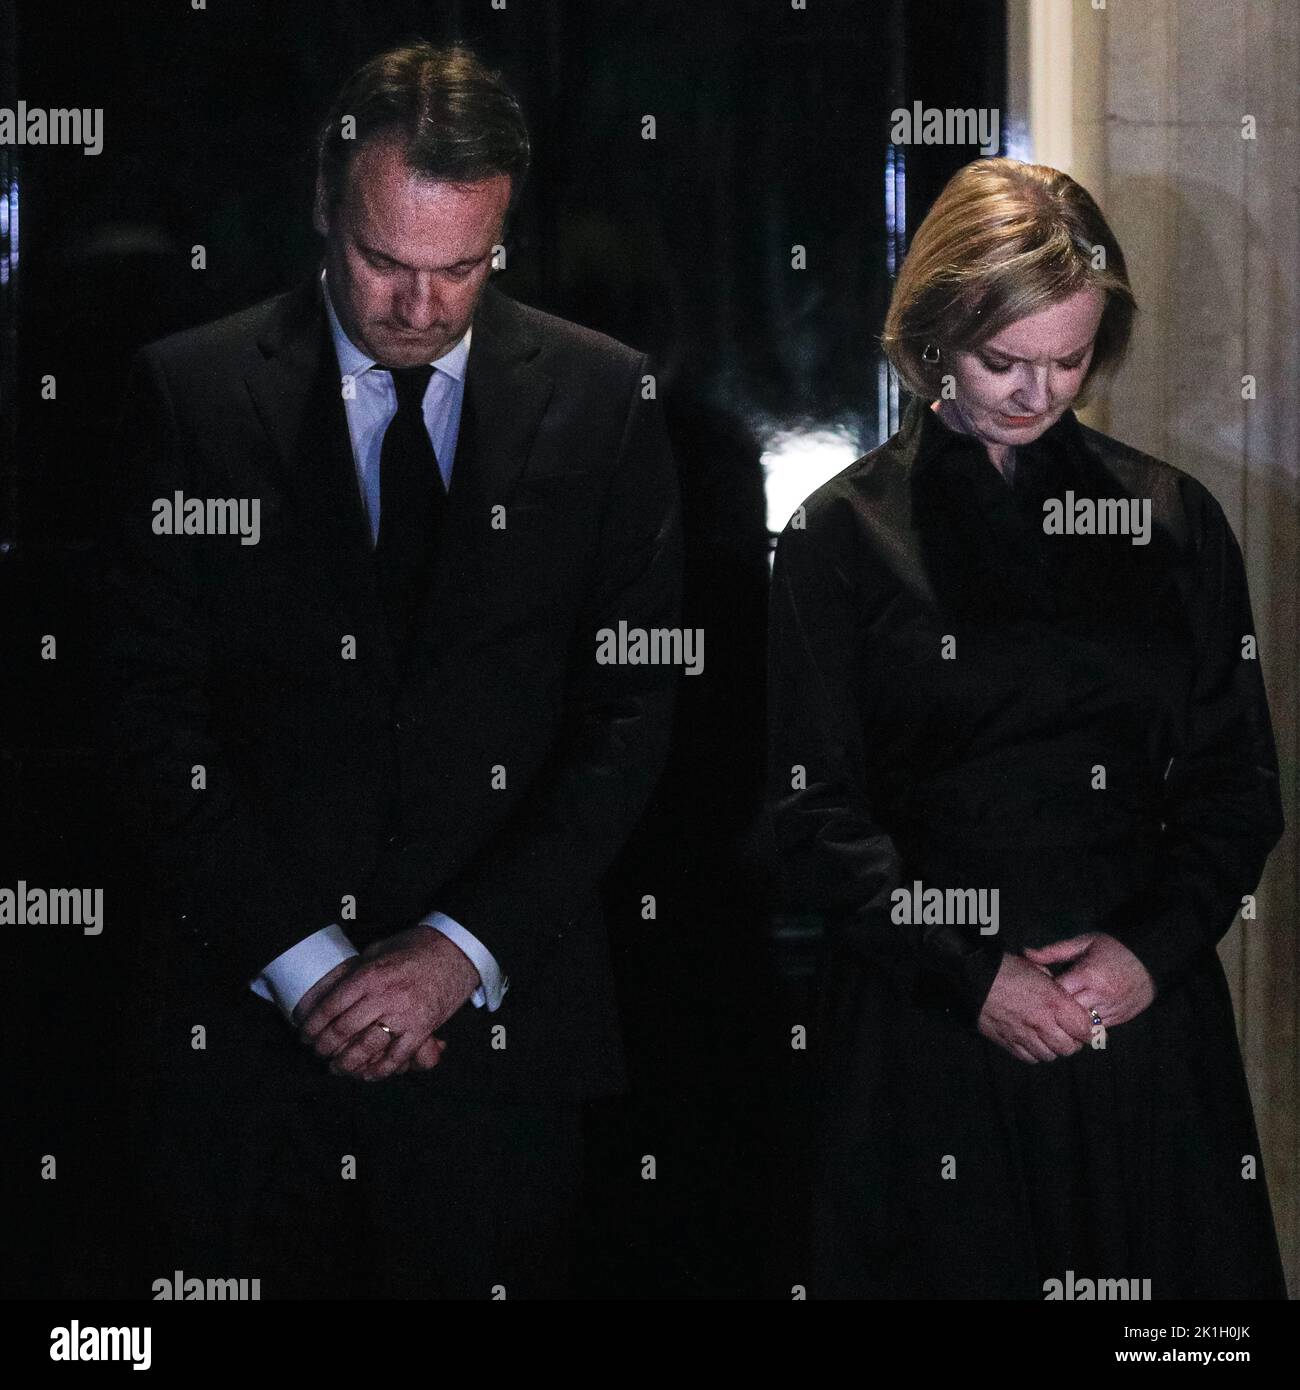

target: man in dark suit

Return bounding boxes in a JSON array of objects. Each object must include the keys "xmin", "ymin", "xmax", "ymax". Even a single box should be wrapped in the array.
[{"xmin": 107, "ymin": 41, "xmax": 682, "ymax": 1298}]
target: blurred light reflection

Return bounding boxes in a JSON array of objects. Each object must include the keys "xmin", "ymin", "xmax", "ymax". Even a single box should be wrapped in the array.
[{"xmin": 762, "ymin": 424, "xmax": 862, "ymax": 537}]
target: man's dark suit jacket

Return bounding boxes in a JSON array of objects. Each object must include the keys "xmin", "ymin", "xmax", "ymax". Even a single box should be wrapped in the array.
[{"xmin": 106, "ymin": 275, "xmax": 683, "ymax": 1101}]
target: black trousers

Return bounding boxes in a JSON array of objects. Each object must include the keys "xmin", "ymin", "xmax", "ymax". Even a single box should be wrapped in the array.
[{"xmin": 133, "ymin": 1067, "xmax": 584, "ymax": 1300}]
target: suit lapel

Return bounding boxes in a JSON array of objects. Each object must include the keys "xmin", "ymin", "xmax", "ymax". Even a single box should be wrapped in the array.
[
  {"xmin": 244, "ymin": 276, "xmax": 398, "ymax": 680},
  {"xmin": 457, "ymin": 284, "xmax": 555, "ymax": 507}
]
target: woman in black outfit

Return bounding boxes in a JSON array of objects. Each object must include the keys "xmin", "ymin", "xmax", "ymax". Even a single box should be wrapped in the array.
[{"xmin": 768, "ymin": 158, "xmax": 1287, "ymax": 1299}]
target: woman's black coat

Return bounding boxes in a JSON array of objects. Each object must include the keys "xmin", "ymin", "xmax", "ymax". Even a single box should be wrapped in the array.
[{"xmin": 768, "ymin": 396, "xmax": 1286, "ymax": 1299}]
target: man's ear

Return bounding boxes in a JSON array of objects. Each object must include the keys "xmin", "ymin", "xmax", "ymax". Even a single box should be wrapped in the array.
[{"xmin": 312, "ymin": 174, "xmax": 331, "ymax": 238}]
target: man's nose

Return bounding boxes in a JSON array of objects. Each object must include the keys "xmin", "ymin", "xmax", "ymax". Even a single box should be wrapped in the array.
[{"xmin": 394, "ymin": 274, "xmax": 442, "ymax": 328}]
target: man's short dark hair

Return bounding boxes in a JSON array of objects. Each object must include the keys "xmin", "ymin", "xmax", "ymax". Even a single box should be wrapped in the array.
[{"xmin": 316, "ymin": 40, "xmax": 531, "ymax": 216}]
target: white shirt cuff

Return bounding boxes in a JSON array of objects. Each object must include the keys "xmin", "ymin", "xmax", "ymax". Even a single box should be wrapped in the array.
[
  {"xmin": 249, "ymin": 924, "xmax": 359, "ymax": 1021},
  {"xmin": 421, "ymin": 912, "xmax": 508, "ymax": 1010}
]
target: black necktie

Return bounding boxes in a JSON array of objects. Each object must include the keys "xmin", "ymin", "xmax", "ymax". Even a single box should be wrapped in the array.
[{"xmin": 374, "ymin": 364, "xmax": 445, "ymax": 640}]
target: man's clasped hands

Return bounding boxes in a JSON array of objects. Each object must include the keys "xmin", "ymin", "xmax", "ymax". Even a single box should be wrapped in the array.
[{"xmin": 292, "ymin": 927, "xmax": 480, "ymax": 1081}]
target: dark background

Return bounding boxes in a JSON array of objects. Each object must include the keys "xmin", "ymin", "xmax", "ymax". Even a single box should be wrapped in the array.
[{"xmin": 0, "ymin": 0, "xmax": 1004, "ymax": 1298}]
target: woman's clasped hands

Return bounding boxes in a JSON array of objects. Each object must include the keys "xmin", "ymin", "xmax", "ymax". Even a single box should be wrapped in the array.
[{"xmin": 977, "ymin": 932, "xmax": 1156, "ymax": 1064}]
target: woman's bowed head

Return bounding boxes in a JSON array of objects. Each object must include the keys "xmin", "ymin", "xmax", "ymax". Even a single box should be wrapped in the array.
[
  {"xmin": 884, "ymin": 157, "xmax": 1154, "ymax": 1063},
  {"xmin": 882, "ymin": 157, "xmax": 1136, "ymax": 478}
]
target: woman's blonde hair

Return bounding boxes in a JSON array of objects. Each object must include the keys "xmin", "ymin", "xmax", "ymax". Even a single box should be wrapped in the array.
[{"xmin": 882, "ymin": 158, "xmax": 1136, "ymax": 401}]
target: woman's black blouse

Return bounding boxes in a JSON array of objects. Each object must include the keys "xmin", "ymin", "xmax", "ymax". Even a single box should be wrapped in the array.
[{"xmin": 769, "ymin": 395, "xmax": 1282, "ymax": 1019}]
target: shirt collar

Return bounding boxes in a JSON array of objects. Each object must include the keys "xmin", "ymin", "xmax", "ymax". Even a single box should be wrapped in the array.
[
  {"xmin": 903, "ymin": 394, "xmax": 1086, "ymax": 481},
  {"xmin": 320, "ymin": 267, "xmax": 472, "ymax": 383}
]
